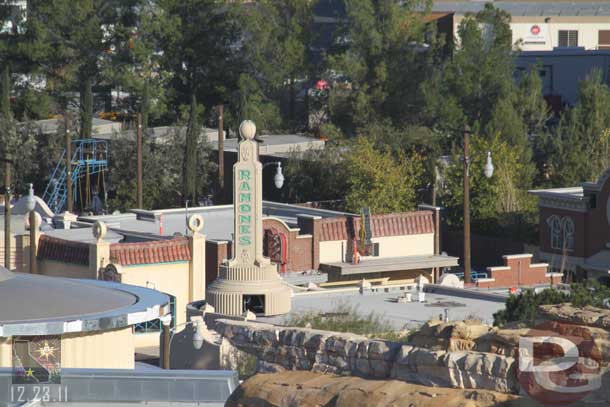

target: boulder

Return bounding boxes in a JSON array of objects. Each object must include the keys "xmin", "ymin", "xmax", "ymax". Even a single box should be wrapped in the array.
[{"xmin": 225, "ymin": 371, "xmax": 535, "ymax": 407}]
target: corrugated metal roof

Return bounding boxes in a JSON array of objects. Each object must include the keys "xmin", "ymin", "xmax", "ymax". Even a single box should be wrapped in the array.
[{"xmin": 431, "ymin": 2, "xmax": 610, "ymax": 16}]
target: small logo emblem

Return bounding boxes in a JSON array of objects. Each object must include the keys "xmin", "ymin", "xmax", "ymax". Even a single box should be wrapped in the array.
[{"xmin": 531, "ymin": 25, "xmax": 541, "ymax": 35}]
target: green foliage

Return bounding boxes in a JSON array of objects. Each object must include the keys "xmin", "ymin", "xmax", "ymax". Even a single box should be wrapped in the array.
[
  {"xmin": 440, "ymin": 133, "xmax": 537, "ymax": 238},
  {"xmin": 108, "ymin": 127, "xmax": 215, "ymax": 211},
  {"xmin": 344, "ymin": 136, "xmax": 424, "ymax": 214},
  {"xmin": 327, "ymin": 0, "xmax": 432, "ymax": 134},
  {"xmin": 282, "ymin": 145, "xmax": 348, "ymax": 206},
  {"xmin": 157, "ymin": 0, "xmax": 240, "ymax": 113},
  {"xmin": 493, "ymin": 281, "xmax": 610, "ymax": 327},
  {"xmin": 286, "ymin": 302, "xmax": 408, "ymax": 341},
  {"xmin": 25, "ymin": 0, "xmax": 128, "ymax": 135},
  {"xmin": 542, "ymin": 70, "xmax": 610, "ymax": 186}
]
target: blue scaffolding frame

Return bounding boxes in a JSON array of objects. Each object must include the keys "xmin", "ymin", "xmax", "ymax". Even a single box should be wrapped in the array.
[{"xmin": 42, "ymin": 139, "xmax": 109, "ymax": 214}]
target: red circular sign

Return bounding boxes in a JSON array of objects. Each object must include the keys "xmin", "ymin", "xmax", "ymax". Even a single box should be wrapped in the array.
[
  {"xmin": 531, "ymin": 25, "xmax": 541, "ymax": 35},
  {"xmin": 517, "ymin": 321, "xmax": 602, "ymax": 405}
]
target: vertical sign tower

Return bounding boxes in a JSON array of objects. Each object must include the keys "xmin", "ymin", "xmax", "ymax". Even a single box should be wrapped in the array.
[{"xmin": 207, "ymin": 121, "xmax": 291, "ymax": 316}]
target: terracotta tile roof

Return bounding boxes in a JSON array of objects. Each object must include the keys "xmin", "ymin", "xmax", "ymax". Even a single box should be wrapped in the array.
[
  {"xmin": 37, "ymin": 235, "xmax": 90, "ymax": 265},
  {"xmin": 319, "ymin": 211, "xmax": 435, "ymax": 241},
  {"xmin": 109, "ymin": 237, "xmax": 191, "ymax": 266}
]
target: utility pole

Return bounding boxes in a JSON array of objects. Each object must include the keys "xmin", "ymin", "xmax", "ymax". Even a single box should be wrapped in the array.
[
  {"xmin": 463, "ymin": 125, "xmax": 472, "ymax": 284},
  {"xmin": 4, "ymin": 159, "xmax": 10, "ymax": 269},
  {"xmin": 217, "ymin": 104, "xmax": 224, "ymax": 203},
  {"xmin": 65, "ymin": 115, "xmax": 73, "ymax": 213},
  {"xmin": 137, "ymin": 113, "xmax": 143, "ymax": 208}
]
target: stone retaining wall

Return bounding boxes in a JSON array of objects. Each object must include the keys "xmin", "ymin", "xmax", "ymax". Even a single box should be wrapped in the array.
[{"xmin": 215, "ymin": 319, "xmax": 518, "ymax": 393}]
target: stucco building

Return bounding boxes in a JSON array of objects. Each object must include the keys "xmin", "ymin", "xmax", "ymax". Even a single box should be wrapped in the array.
[
  {"xmin": 0, "ymin": 266, "xmax": 168, "ymax": 370},
  {"xmin": 432, "ymin": 1, "xmax": 610, "ymax": 52}
]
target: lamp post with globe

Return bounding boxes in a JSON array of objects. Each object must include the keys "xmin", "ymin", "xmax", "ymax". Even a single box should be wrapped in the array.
[
  {"xmin": 24, "ymin": 184, "xmax": 39, "ymax": 274},
  {"xmin": 463, "ymin": 127, "xmax": 494, "ymax": 284}
]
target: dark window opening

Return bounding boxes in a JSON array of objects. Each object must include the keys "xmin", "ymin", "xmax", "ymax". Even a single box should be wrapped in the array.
[
  {"xmin": 243, "ymin": 295, "xmax": 265, "ymax": 315},
  {"xmin": 558, "ymin": 30, "xmax": 578, "ymax": 47}
]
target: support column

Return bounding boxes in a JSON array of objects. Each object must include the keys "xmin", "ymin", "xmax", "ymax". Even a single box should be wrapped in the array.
[
  {"xmin": 29, "ymin": 211, "xmax": 41, "ymax": 274},
  {"xmin": 4, "ymin": 160, "xmax": 10, "ymax": 269},
  {"xmin": 188, "ymin": 215, "xmax": 206, "ymax": 302},
  {"xmin": 463, "ymin": 126, "xmax": 472, "ymax": 284},
  {"xmin": 89, "ymin": 221, "xmax": 110, "ymax": 279},
  {"xmin": 161, "ymin": 321, "xmax": 171, "ymax": 369}
]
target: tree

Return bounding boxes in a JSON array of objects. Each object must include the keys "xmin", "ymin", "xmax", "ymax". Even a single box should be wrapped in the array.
[
  {"xmin": 327, "ymin": 0, "xmax": 431, "ymax": 134},
  {"xmin": 543, "ymin": 70, "xmax": 610, "ymax": 186},
  {"xmin": 157, "ymin": 0, "xmax": 240, "ymax": 202},
  {"xmin": 422, "ymin": 4, "xmax": 530, "ymax": 146},
  {"xmin": 440, "ymin": 133, "xmax": 537, "ymax": 238},
  {"xmin": 105, "ymin": 0, "xmax": 169, "ymax": 127},
  {"xmin": 282, "ymin": 146, "xmax": 349, "ymax": 207},
  {"xmin": 237, "ymin": 0, "xmax": 314, "ymax": 128},
  {"xmin": 344, "ymin": 136, "xmax": 423, "ymax": 214},
  {"xmin": 25, "ymin": 0, "xmax": 130, "ymax": 137},
  {"xmin": 108, "ymin": 126, "xmax": 216, "ymax": 211}
]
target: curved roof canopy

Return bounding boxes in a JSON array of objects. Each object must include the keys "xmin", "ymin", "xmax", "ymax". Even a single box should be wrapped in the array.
[{"xmin": 0, "ymin": 267, "xmax": 168, "ymax": 336}]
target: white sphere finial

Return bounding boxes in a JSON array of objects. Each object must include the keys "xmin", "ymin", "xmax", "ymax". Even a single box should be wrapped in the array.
[
  {"xmin": 93, "ymin": 221, "xmax": 107, "ymax": 242},
  {"xmin": 239, "ymin": 120, "xmax": 256, "ymax": 140},
  {"xmin": 188, "ymin": 214, "xmax": 204, "ymax": 234}
]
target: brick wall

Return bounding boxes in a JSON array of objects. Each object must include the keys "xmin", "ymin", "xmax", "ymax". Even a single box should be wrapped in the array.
[
  {"xmin": 264, "ymin": 217, "xmax": 313, "ymax": 273},
  {"xmin": 476, "ymin": 254, "xmax": 559, "ymax": 289}
]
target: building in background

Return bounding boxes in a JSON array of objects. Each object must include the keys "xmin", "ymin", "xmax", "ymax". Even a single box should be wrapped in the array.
[
  {"xmin": 530, "ymin": 168, "xmax": 610, "ymax": 281},
  {"xmin": 515, "ymin": 48, "xmax": 610, "ymax": 108},
  {"xmin": 432, "ymin": 1, "xmax": 610, "ymax": 52}
]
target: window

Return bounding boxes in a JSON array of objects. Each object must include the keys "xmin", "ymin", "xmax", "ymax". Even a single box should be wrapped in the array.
[
  {"xmin": 547, "ymin": 215, "xmax": 575, "ymax": 252},
  {"xmin": 135, "ymin": 294, "xmax": 176, "ymax": 334},
  {"xmin": 548, "ymin": 216, "xmax": 562, "ymax": 249},
  {"xmin": 562, "ymin": 217, "xmax": 574, "ymax": 251},
  {"xmin": 558, "ymin": 30, "xmax": 578, "ymax": 48},
  {"xmin": 599, "ymin": 30, "xmax": 610, "ymax": 50}
]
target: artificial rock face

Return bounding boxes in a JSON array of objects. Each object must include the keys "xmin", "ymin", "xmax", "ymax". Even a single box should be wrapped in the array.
[{"xmin": 207, "ymin": 121, "xmax": 291, "ymax": 316}]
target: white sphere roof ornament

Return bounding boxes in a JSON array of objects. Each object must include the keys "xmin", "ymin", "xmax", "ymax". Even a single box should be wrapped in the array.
[
  {"xmin": 239, "ymin": 120, "xmax": 256, "ymax": 141},
  {"xmin": 188, "ymin": 214, "xmax": 204, "ymax": 234},
  {"xmin": 93, "ymin": 221, "xmax": 107, "ymax": 242}
]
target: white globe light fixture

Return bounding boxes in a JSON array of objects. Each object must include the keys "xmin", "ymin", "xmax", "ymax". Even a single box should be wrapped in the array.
[
  {"xmin": 192, "ymin": 321, "xmax": 204, "ymax": 350},
  {"xmin": 274, "ymin": 162, "xmax": 284, "ymax": 189},
  {"xmin": 24, "ymin": 183, "xmax": 36, "ymax": 213},
  {"xmin": 484, "ymin": 151, "xmax": 494, "ymax": 179}
]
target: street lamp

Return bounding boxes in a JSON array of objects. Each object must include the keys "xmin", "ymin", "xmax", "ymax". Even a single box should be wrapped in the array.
[
  {"xmin": 160, "ymin": 315, "xmax": 206, "ymax": 369},
  {"xmin": 24, "ymin": 183, "xmax": 35, "ymax": 213},
  {"xmin": 263, "ymin": 162, "xmax": 285, "ymax": 189},
  {"xmin": 25, "ymin": 184, "xmax": 38, "ymax": 274},
  {"xmin": 463, "ymin": 126, "xmax": 494, "ymax": 284}
]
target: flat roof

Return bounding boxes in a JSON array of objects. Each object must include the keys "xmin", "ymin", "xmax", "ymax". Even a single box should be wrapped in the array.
[
  {"xmin": 79, "ymin": 201, "xmax": 350, "ymax": 242},
  {"xmin": 431, "ymin": 2, "xmax": 610, "ymax": 16},
  {"xmin": 519, "ymin": 49, "xmax": 610, "ymax": 58},
  {"xmin": 259, "ymin": 289, "xmax": 505, "ymax": 329},
  {"xmin": 320, "ymin": 255, "xmax": 459, "ymax": 276},
  {"xmin": 215, "ymin": 134, "xmax": 325, "ymax": 156},
  {"xmin": 0, "ymin": 268, "xmax": 168, "ymax": 336},
  {"xmin": 528, "ymin": 187, "xmax": 584, "ymax": 200}
]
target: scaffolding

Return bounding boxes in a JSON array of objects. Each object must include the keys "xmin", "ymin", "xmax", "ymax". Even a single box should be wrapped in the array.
[{"xmin": 42, "ymin": 139, "xmax": 108, "ymax": 214}]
